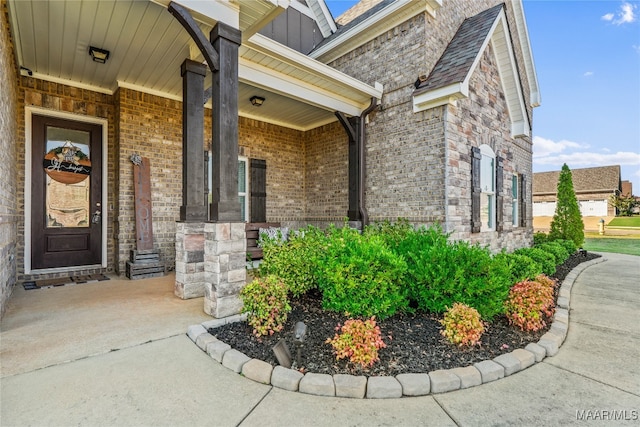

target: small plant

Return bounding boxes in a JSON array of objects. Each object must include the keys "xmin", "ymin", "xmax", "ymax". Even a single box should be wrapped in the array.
[
  {"xmin": 439, "ymin": 303, "xmax": 485, "ymax": 347},
  {"xmin": 504, "ymin": 278, "xmax": 555, "ymax": 332},
  {"xmin": 241, "ymin": 275, "xmax": 291, "ymax": 338},
  {"xmin": 325, "ymin": 317, "xmax": 387, "ymax": 369}
]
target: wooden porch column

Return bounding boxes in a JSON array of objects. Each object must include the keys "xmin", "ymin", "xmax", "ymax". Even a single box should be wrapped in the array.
[
  {"xmin": 180, "ymin": 59, "xmax": 207, "ymax": 222},
  {"xmin": 210, "ymin": 23, "xmax": 242, "ymax": 221},
  {"xmin": 336, "ymin": 112, "xmax": 362, "ymax": 222}
]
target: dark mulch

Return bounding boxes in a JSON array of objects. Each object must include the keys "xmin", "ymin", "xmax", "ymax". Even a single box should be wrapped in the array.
[{"xmin": 211, "ymin": 251, "xmax": 600, "ymax": 376}]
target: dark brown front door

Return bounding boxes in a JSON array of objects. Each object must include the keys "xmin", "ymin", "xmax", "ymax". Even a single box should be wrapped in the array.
[{"xmin": 31, "ymin": 115, "xmax": 103, "ymax": 269}]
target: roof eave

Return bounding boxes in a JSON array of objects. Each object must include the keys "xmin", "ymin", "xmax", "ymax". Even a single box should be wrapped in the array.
[{"xmin": 309, "ymin": 0, "xmax": 442, "ymax": 64}]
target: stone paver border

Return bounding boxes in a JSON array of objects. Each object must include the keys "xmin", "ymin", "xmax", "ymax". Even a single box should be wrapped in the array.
[{"xmin": 187, "ymin": 256, "xmax": 605, "ymax": 398}]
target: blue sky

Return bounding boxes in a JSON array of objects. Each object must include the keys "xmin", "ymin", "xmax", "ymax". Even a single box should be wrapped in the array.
[{"xmin": 325, "ymin": 1, "xmax": 640, "ymax": 194}]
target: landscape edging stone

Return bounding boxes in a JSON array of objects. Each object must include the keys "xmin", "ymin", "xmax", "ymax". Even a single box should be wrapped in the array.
[{"xmin": 186, "ymin": 256, "xmax": 606, "ymax": 398}]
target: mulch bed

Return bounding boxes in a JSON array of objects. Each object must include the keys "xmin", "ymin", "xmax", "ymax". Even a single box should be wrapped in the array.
[{"xmin": 211, "ymin": 251, "xmax": 600, "ymax": 376}]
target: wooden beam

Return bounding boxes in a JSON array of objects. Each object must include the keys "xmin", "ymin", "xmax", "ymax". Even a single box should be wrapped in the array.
[{"xmin": 168, "ymin": 2, "xmax": 220, "ymax": 71}]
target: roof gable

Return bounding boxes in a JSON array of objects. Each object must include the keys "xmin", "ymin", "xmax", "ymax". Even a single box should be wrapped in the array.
[
  {"xmin": 533, "ymin": 166, "xmax": 622, "ymax": 195},
  {"xmin": 412, "ymin": 3, "xmax": 531, "ymax": 137}
]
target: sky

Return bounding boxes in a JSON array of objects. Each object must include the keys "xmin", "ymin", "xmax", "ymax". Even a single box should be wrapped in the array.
[{"xmin": 325, "ymin": 0, "xmax": 640, "ymax": 194}]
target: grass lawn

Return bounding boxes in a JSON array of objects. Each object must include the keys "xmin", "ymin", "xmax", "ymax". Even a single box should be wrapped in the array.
[
  {"xmin": 583, "ymin": 237, "xmax": 640, "ymax": 256},
  {"xmin": 607, "ymin": 216, "xmax": 640, "ymax": 227}
]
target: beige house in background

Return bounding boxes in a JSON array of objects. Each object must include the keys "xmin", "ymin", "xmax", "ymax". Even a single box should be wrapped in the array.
[{"xmin": 532, "ymin": 165, "xmax": 622, "ymax": 218}]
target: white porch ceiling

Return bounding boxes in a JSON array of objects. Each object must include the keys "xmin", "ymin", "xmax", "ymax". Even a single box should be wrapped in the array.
[{"xmin": 8, "ymin": 0, "xmax": 381, "ymax": 131}]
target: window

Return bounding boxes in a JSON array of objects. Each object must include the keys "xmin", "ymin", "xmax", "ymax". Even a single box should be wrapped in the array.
[
  {"xmin": 480, "ymin": 144, "xmax": 496, "ymax": 231},
  {"xmin": 512, "ymin": 174, "xmax": 519, "ymax": 226},
  {"xmin": 238, "ymin": 157, "xmax": 248, "ymax": 222},
  {"xmin": 208, "ymin": 154, "xmax": 249, "ymax": 222}
]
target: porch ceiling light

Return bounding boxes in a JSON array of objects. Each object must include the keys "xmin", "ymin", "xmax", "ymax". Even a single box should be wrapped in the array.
[
  {"xmin": 250, "ymin": 96, "xmax": 265, "ymax": 107},
  {"xmin": 89, "ymin": 46, "xmax": 110, "ymax": 64}
]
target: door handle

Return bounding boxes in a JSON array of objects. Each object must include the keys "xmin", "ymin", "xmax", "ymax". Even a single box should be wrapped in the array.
[{"xmin": 92, "ymin": 210, "xmax": 101, "ymax": 224}]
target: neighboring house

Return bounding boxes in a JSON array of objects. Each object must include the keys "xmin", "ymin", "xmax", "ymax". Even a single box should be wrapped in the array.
[
  {"xmin": 532, "ymin": 165, "xmax": 622, "ymax": 217},
  {"xmin": 0, "ymin": 0, "xmax": 540, "ymax": 318}
]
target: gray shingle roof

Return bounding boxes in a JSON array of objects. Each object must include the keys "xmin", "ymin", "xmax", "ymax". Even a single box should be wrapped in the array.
[
  {"xmin": 533, "ymin": 165, "xmax": 622, "ymax": 195},
  {"xmin": 414, "ymin": 3, "xmax": 504, "ymax": 94}
]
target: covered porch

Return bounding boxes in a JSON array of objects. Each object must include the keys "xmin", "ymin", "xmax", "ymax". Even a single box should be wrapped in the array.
[{"xmin": 6, "ymin": 0, "xmax": 382, "ymax": 317}]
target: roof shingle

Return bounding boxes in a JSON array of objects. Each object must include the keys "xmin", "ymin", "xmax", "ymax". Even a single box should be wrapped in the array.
[{"xmin": 533, "ymin": 165, "xmax": 621, "ymax": 195}]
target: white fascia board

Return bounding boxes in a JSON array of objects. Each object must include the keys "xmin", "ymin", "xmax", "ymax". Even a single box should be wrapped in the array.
[
  {"xmin": 288, "ymin": 0, "xmax": 314, "ymax": 19},
  {"xmin": 310, "ymin": 0, "xmax": 441, "ymax": 63},
  {"xmin": 246, "ymin": 34, "xmax": 383, "ymax": 100},
  {"xmin": 512, "ymin": 120, "xmax": 530, "ymax": 138},
  {"xmin": 152, "ymin": 0, "xmax": 240, "ymax": 28},
  {"xmin": 307, "ymin": 0, "xmax": 337, "ymax": 36},
  {"xmin": 117, "ymin": 81, "xmax": 182, "ymax": 101},
  {"xmin": 239, "ymin": 58, "xmax": 364, "ymax": 116},
  {"xmin": 512, "ymin": 0, "xmax": 540, "ymax": 107},
  {"xmin": 239, "ymin": 110, "xmax": 337, "ymax": 132},
  {"xmin": 412, "ymin": 83, "xmax": 466, "ymax": 112},
  {"xmin": 490, "ymin": 11, "xmax": 530, "ymax": 138},
  {"xmin": 29, "ymin": 72, "xmax": 114, "ymax": 95},
  {"xmin": 461, "ymin": 9, "xmax": 502, "ymax": 93},
  {"xmin": 241, "ymin": 0, "xmax": 289, "ymax": 41}
]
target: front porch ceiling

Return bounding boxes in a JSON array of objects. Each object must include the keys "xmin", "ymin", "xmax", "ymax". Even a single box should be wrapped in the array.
[{"xmin": 7, "ymin": 0, "xmax": 381, "ymax": 131}]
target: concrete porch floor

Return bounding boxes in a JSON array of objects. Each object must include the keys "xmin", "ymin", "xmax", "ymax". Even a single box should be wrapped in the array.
[{"xmin": 0, "ymin": 273, "xmax": 212, "ymax": 377}]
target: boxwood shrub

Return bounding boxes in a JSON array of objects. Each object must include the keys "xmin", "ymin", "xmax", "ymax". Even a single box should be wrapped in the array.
[{"xmin": 514, "ymin": 247, "xmax": 557, "ymax": 276}]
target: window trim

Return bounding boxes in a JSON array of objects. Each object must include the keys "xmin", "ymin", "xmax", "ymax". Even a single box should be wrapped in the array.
[
  {"xmin": 479, "ymin": 144, "xmax": 496, "ymax": 232},
  {"xmin": 512, "ymin": 173, "xmax": 519, "ymax": 227}
]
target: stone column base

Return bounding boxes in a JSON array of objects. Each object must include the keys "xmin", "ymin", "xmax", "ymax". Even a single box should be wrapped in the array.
[
  {"xmin": 174, "ymin": 222, "xmax": 205, "ymax": 299},
  {"xmin": 204, "ymin": 222, "xmax": 247, "ymax": 318}
]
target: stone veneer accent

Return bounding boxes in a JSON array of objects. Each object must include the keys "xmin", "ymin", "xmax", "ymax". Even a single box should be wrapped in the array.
[
  {"xmin": 174, "ymin": 222, "xmax": 205, "ymax": 299},
  {"xmin": 203, "ymin": 222, "xmax": 247, "ymax": 318},
  {"xmin": 187, "ymin": 257, "xmax": 605, "ymax": 399},
  {"xmin": 0, "ymin": 0, "xmax": 19, "ymax": 318}
]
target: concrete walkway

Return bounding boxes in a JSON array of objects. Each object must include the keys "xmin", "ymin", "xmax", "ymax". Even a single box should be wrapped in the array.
[{"xmin": 1, "ymin": 253, "xmax": 639, "ymax": 426}]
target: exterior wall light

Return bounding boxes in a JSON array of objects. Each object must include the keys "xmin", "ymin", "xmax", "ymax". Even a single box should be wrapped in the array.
[
  {"xmin": 89, "ymin": 46, "xmax": 110, "ymax": 63},
  {"xmin": 250, "ymin": 96, "xmax": 265, "ymax": 107}
]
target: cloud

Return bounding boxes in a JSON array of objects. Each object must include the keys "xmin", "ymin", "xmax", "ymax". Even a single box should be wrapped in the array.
[
  {"xmin": 634, "ymin": 45, "xmax": 640, "ymax": 54},
  {"xmin": 534, "ymin": 151, "xmax": 640, "ymax": 167},
  {"xmin": 532, "ymin": 136, "xmax": 588, "ymax": 158},
  {"xmin": 601, "ymin": 147, "xmax": 611, "ymax": 153},
  {"xmin": 583, "ymin": 71, "xmax": 594, "ymax": 77},
  {"xmin": 601, "ymin": 12, "xmax": 614, "ymax": 21},
  {"xmin": 603, "ymin": 2, "xmax": 637, "ymax": 25}
]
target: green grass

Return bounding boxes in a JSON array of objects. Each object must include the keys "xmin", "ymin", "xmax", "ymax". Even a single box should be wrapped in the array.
[
  {"xmin": 608, "ymin": 216, "xmax": 640, "ymax": 227},
  {"xmin": 583, "ymin": 237, "xmax": 640, "ymax": 256}
]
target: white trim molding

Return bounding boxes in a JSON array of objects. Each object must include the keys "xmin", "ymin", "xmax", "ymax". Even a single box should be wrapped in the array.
[{"xmin": 24, "ymin": 106, "xmax": 109, "ymax": 274}]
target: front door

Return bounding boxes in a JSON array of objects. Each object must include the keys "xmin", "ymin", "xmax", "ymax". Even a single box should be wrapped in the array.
[{"xmin": 31, "ymin": 115, "xmax": 103, "ymax": 270}]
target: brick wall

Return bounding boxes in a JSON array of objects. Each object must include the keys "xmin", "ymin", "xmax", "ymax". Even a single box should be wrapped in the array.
[
  {"xmin": 323, "ymin": 0, "xmax": 534, "ymax": 251},
  {"xmin": 115, "ymin": 88, "xmax": 183, "ymax": 273},
  {"xmin": 238, "ymin": 117, "xmax": 307, "ymax": 225},
  {"xmin": 0, "ymin": 0, "xmax": 18, "ymax": 317},
  {"xmin": 446, "ymin": 43, "xmax": 532, "ymax": 252}
]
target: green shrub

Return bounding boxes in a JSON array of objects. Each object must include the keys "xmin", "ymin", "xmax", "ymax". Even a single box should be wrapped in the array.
[
  {"xmin": 241, "ymin": 275, "xmax": 291, "ymax": 337},
  {"xmin": 402, "ymin": 238, "xmax": 511, "ymax": 320},
  {"xmin": 555, "ymin": 238, "xmax": 578, "ymax": 254},
  {"xmin": 493, "ymin": 251, "xmax": 542, "ymax": 283},
  {"xmin": 325, "ymin": 317, "xmax": 386, "ymax": 369},
  {"xmin": 259, "ymin": 226, "xmax": 327, "ymax": 297},
  {"xmin": 504, "ymin": 275, "xmax": 556, "ymax": 332},
  {"xmin": 514, "ymin": 247, "xmax": 557, "ymax": 276},
  {"xmin": 364, "ymin": 218, "xmax": 416, "ymax": 247},
  {"xmin": 537, "ymin": 241, "xmax": 570, "ymax": 265},
  {"xmin": 533, "ymin": 232, "xmax": 548, "ymax": 246},
  {"xmin": 549, "ymin": 164, "xmax": 585, "ymax": 247},
  {"xmin": 318, "ymin": 226, "xmax": 409, "ymax": 319},
  {"xmin": 440, "ymin": 303, "xmax": 485, "ymax": 347}
]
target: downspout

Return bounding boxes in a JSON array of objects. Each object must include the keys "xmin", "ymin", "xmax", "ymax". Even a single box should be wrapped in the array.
[{"xmin": 359, "ymin": 97, "xmax": 380, "ymax": 227}]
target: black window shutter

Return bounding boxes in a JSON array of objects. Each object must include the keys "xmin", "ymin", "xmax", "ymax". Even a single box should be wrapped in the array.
[
  {"xmin": 250, "ymin": 159, "xmax": 267, "ymax": 223},
  {"xmin": 496, "ymin": 156, "xmax": 504, "ymax": 232},
  {"xmin": 471, "ymin": 147, "xmax": 481, "ymax": 233},
  {"xmin": 520, "ymin": 174, "xmax": 527, "ymax": 228}
]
